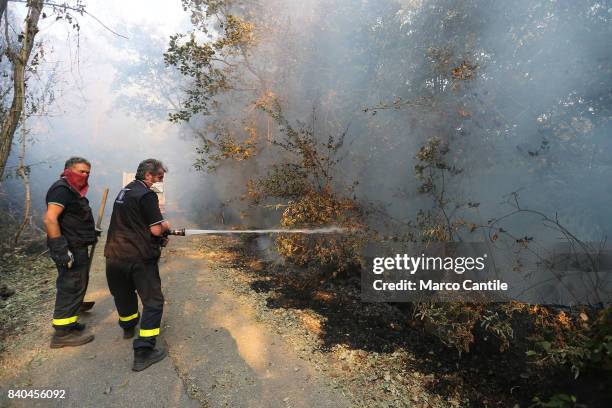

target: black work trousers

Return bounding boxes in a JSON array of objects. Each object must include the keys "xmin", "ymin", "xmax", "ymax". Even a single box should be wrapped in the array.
[
  {"xmin": 105, "ymin": 258, "xmax": 164, "ymax": 349},
  {"xmin": 53, "ymin": 247, "xmax": 90, "ymax": 331}
]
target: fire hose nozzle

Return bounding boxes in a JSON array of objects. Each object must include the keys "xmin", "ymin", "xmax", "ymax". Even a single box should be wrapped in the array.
[{"xmin": 165, "ymin": 228, "xmax": 185, "ymax": 236}]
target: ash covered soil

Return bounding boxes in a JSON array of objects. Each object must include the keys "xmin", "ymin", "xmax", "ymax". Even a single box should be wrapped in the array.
[
  {"xmin": 184, "ymin": 236, "xmax": 611, "ymax": 408},
  {"xmin": 0, "ymin": 236, "xmax": 608, "ymax": 407}
]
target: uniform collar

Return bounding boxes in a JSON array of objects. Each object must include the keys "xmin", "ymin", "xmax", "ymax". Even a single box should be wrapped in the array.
[{"xmin": 135, "ymin": 179, "xmax": 151, "ymax": 190}]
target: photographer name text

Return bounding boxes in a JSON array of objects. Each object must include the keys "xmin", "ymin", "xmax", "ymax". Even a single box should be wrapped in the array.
[{"xmin": 372, "ymin": 279, "xmax": 508, "ymax": 291}]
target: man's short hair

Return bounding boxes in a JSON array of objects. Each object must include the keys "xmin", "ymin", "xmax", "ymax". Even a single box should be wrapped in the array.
[
  {"xmin": 64, "ymin": 156, "xmax": 91, "ymax": 169},
  {"xmin": 135, "ymin": 159, "xmax": 168, "ymax": 180}
]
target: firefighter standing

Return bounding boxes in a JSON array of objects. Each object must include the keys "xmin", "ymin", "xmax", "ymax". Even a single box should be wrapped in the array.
[
  {"xmin": 43, "ymin": 157, "xmax": 98, "ymax": 348},
  {"xmin": 104, "ymin": 158, "xmax": 170, "ymax": 372}
]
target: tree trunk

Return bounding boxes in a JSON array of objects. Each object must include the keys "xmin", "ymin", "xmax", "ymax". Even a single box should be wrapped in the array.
[
  {"xmin": 14, "ymin": 118, "xmax": 30, "ymax": 245},
  {"xmin": 0, "ymin": 0, "xmax": 7, "ymax": 23},
  {"xmin": 0, "ymin": 0, "xmax": 43, "ymax": 180}
]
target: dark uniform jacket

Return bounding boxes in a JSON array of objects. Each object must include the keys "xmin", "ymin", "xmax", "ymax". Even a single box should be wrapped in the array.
[
  {"xmin": 104, "ymin": 180, "xmax": 165, "ymax": 263},
  {"xmin": 45, "ymin": 178, "xmax": 97, "ymax": 248}
]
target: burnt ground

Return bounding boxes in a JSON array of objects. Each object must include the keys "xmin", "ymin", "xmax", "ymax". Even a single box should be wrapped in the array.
[
  {"xmin": 204, "ymin": 235, "xmax": 612, "ymax": 408},
  {"xmin": 0, "ymin": 236, "xmax": 610, "ymax": 407}
]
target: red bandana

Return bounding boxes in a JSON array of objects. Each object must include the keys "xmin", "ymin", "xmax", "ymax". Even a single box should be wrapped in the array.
[{"xmin": 61, "ymin": 168, "xmax": 89, "ymax": 197}]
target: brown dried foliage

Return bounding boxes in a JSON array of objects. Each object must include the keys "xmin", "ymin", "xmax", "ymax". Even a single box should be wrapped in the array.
[{"xmin": 275, "ymin": 188, "xmax": 365, "ymax": 273}]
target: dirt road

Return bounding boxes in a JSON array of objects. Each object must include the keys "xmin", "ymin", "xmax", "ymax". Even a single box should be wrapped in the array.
[{"xmin": 0, "ymin": 237, "xmax": 351, "ymax": 408}]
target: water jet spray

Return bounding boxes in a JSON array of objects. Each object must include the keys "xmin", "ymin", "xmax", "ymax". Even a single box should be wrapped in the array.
[{"xmin": 165, "ymin": 227, "xmax": 345, "ymax": 236}]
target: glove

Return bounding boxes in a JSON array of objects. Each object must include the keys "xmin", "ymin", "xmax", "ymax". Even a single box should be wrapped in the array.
[
  {"xmin": 48, "ymin": 236, "xmax": 74, "ymax": 268},
  {"xmin": 95, "ymin": 227, "xmax": 102, "ymax": 237}
]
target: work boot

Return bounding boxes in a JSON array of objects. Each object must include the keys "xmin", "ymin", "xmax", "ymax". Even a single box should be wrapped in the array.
[
  {"xmin": 132, "ymin": 347, "xmax": 167, "ymax": 372},
  {"xmin": 50, "ymin": 330, "xmax": 94, "ymax": 348},
  {"xmin": 79, "ymin": 301, "xmax": 95, "ymax": 313},
  {"xmin": 123, "ymin": 326, "xmax": 135, "ymax": 339}
]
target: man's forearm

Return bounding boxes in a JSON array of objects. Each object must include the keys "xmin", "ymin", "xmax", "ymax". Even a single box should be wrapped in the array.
[{"xmin": 44, "ymin": 219, "xmax": 62, "ymax": 238}]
